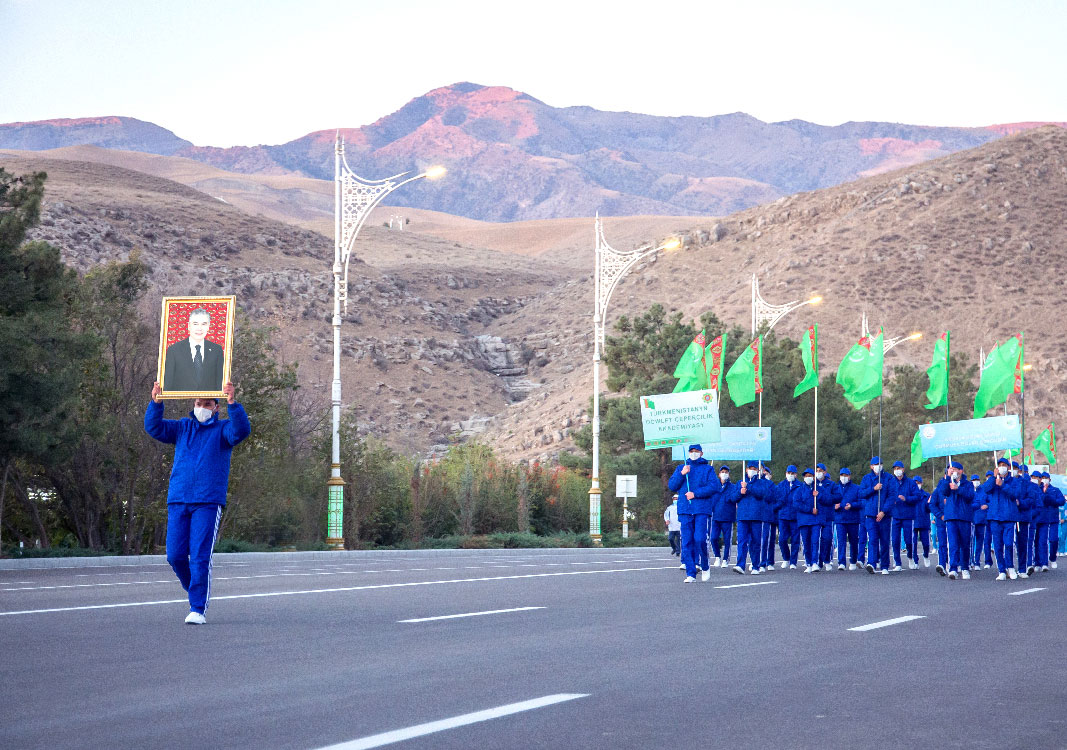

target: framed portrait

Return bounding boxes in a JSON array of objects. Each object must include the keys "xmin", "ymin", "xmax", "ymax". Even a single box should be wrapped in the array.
[{"xmin": 156, "ymin": 296, "xmax": 236, "ymax": 399}]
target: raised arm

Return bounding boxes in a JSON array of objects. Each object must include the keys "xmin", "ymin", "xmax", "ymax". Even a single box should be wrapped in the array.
[{"xmin": 144, "ymin": 382, "xmax": 179, "ymax": 444}]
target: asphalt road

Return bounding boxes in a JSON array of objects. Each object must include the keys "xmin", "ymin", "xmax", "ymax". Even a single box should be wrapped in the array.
[{"xmin": 1, "ymin": 548, "xmax": 1064, "ymax": 749}]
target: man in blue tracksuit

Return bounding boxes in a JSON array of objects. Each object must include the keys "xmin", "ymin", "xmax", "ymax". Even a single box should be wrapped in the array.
[
  {"xmin": 667, "ymin": 444, "xmax": 716, "ymax": 582},
  {"xmin": 813, "ymin": 463, "xmax": 837, "ymax": 570},
  {"xmin": 793, "ymin": 468, "xmax": 822, "ymax": 572},
  {"xmin": 776, "ymin": 465, "xmax": 801, "ymax": 569},
  {"xmin": 983, "ymin": 456, "xmax": 1024, "ymax": 580},
  {"xmin": 937, "ymin": 461, "xmax": 976, "ymax": 579},
  {"xmin": 1034, "ymin": 472, "xmax": 1065, "ymax": 572},
  {"xmin": 930, "ymin": 466, "xmax": 950, "ymax": 575},
  {"xmin": 911, "ymin": 475, "xmax": 932, "ymax": 567},
  {"xmin": 860, "ymin": 457, "xmax": 894, "ymax": 574},
  {"xmin": 732, "ymin": 460, "xmax": 770, "ymax": 574},
  {"xmin": 1015, "ymin": 463, "xmax": 1037, "ymax": 577},
  {"xmin": 145, "ymin": 380, "xmax": 251, "ymax": 624},
  {"xmin": 833, "ymin": 467, "xmax": 861, "ymax": 569},
  {"xmin": 759, "ymin": 464, "xmax": 778, "ymax": 571},
  {"xmin": 887, "ymin": 460, "xmax": 919, "ymax": 570},
  {"xmin": 971, "ymin": 473, "xmax": 994, "ymax": 569},
  {"xmin": 709, "ymin": 465, "xmax": 736, "ymax": 568}
]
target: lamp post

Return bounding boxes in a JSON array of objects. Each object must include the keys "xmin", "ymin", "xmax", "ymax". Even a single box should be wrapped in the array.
[
  {"xmin": 327, "ymin": 135, "xmax": 445, "ymax": 549},
  {"xmin": 589, "ymin": 215, "xmax": 679, "ymax": 544}
]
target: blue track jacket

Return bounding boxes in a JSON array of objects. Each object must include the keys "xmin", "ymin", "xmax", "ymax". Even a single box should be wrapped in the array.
[
  {"xmin": 667, "ymin": 458, "xmax": 716, "ymax": 515},
  {"xmin": 775, "ymin": 479, "xmax": 800, "ymax": 521},
  {"xmin": 833, "ymin": 481, "xmax": 862, "ymax": 523},
  {"xmin": 1036, "ymin": 485, "xmax": 1066, "ymax": 523},
  {"xmin": 712, "ymin": 477, "xmax": 737, "ymax": 522},
  {"xmin": 859, "ymin": 470, "xmax": 893, "ymax": 517},
  {"xmin": 981, "ymin": 474, "xmax": 1023, "ymax": 522},
  {"xmin": 885, "ymin": 473, "xmax": 919, "ymax": 519},
  {"xmin": 936, "ymin": 476, "xmax": 976, "ymax": 522},
  {"xmin": 733, "ymin": 474, "xmax": 771, "ymax": 521},
  {"xmin": 145, "ymin": 401, "xmax": 251, "ymax": 506},
  {"xmin": 913, "ymin": 488, "xmax": 932, "ymax": 529},
  {"xmin": 792, "ymin": 482, "xmax": 821, "ymax": 527}
]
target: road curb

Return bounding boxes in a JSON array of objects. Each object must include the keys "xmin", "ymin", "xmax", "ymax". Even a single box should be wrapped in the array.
[{"xmin": 0, "ymin": 546, "xmax": 667, "ymax": 570}]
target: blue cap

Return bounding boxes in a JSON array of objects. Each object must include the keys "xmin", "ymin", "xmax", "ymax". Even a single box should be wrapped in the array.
[
  {"xmin": 746, "ymin": 460, "xmax": 760, "ymax": 468},
  {"xmin": 1011, "ymin": 461, "xmax": 1020, "ymax": 469},
  {"xmin": 802, "ymin": 467, "xmax": 814, "ymax": 475},
  {"xmin": 913, "ymin": 475, "xmax": 923, "ymax": 483},
  {"xmin": 1020, "ymin": 464, "xmax": 1029, "ymax": 473},
  {"xmin": 719, "ymin": 465, "xmax": 730, "ymax": 472},
  {"xmin": 950, "ymin": 461, "xmax": 963, "ymax": 470},
  {"xmin": 840, "ymin": 468, "xmax": 851, "ymax": 475},
  {"xmin": 786, "ymin": 464, "xmax": 798, "ymax": 473},
  {"xmin": 870, "ymin": 456, "xmax": 881, "ymax": 465},
  {"xmin": 997, "ymin": 457, "xmax": 1010, "ymax": 465},
  {"xmin": 816, "ymin": 462, "xmax": 827, "ymax": 471},
  {"xmin": 971, "ymin": 474, "xmax": 980, "ymax": 481},
  {"xmin": 1040, "ymin": 471, "xmax": 1050, "ymax": 478},
  {"xmin": 892, "ymin": 460, "xmax": 905, "ymax": 469},
  {"xmin": 986, "ymin": 470, "xmax": 994, "ymax": 476},
  {"xmin": 688, "ymin": 444, "xmax": 702, "ymax": 453}
]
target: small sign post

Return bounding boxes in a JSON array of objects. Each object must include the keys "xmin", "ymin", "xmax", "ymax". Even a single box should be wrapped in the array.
[{"xmin": 616, "ymin": 475, "xmax": 637, "ymax": 538}]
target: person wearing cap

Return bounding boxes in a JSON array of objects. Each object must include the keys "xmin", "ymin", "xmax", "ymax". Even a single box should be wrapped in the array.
[
  {"xmin": 665, "ymin": 495, "xmax": 681, "ymax": 559},
  {"xmin": 833, "ymin": 467, "xmax": 861, "ymax": 570},
  {"xmin": 911, "ymin": 475, "xmax": 932, "ymax": 568},
  {"xmin": 860, "ymin": 457, "xmax": 894, "ymax": 574},
  {"xmin": 971, "ymin": 473, "xmax": 993, "ymax": 569},
  {"xmin": 982, "ymin": 456, "xmax": 1024, "ymax": 580},
  {"xmin": 775, "ymin": 465, "xmax": 802, "ymax": 569},
  {"xmin": 759, "ymin": 464, "xmax": 778, "ymax": 572},
  {"xmin": 929, "ymin": 465, "xmax": 950, "ymax": 574},
  {"xmin": 731, "ymin": 460, "xmax": 771, "ymax": 574},
  {"xmin": 667, "ymin": 444, "xmax": 716, "ymax": 582},
  {"xmin": 709, "ymin": 464, "xmax": 736, "ymax": 569},
  {"xmin": 886, "ymin": 460, "xmax": 919, "ymax": 571},
  {"xmin": 792, "ymin": 468, "xmax": 822, "ymax": 572},
  {"xmin": 1033, "ymin": 472, "xmax": 1065, "ymax": 572},
  {"xmin": 813, "ymin": 463, "xmax": 837, "ymax": 570},
  {"xmin": 938, "ymin": 461, "xmax": 976, "ymax": 579},
  {"xmin": 1017, "ymin": 464, "xmax": 1039, "ymax": 577}
]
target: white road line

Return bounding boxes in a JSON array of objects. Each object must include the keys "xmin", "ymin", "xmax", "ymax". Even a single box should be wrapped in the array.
[
  {"xmin": 714, "ymin": 581, "xmax": 778, "ymax": 589},
  {"xmin": 399, "ymin": 607, "xmax": 545, "ymax": 623},
  {"xmin": 848, "ymin": 615, "xmax": 926, "ymax": 632},
  {"xmin": 1008, "ymin": 587, "xmax": 1046, "ymax": 596},
  {"xmin": 314, "ymin": 693, "xmax": 588, "ymax": 750},
  {"xmin": 0, "ymin": 566, "xmax": 676, "ymax": 617}
]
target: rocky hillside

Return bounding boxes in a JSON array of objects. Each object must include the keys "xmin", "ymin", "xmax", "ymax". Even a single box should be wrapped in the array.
[{"xmin": 6, "ymin": 83, "xmax": 1058, "ymax": 221}]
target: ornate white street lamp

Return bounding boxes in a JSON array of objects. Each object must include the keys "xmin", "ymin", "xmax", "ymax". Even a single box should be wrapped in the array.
[
  {"xmin": 751, "ymin": 274, "xmax": 821, "ymax": 336},
  {"xmin": 327, "ymin": 136, "xmax": 445, "ymax": 549},
  {"xmin": 588, "ymin": 215, "xmax": 679, "ymax": 544}
]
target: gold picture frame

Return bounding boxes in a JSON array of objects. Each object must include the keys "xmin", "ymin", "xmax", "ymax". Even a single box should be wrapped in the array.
[{"xmin": 156, "ymin": 295, "xmax": 236, "ymax": 400}]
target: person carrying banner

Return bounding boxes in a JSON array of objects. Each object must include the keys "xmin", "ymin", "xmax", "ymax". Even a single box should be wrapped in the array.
[
  {"xmin": 861, "ymin": 457, "xmax": 894, "ymax": 575},
  {"xmin": 667, "ymin": 444, "xmax": 716, "ymax": 582},
  {"xmin": 911, "ymin": 475, "xmax": 932, "ymax": 567},
  {"xmin": 983, "ymin": 457, "xmax": 1023, "ymax": 580},
  {"xmin": 833, "ymin": 467, "xmax": 861, "ymax": 570},
  {"xmin": 887, "ymin": 460, "xmax": 919, "ymax": 571},
  {"xmin": 144, "ymin": 380, "xmax": 250, "ymax": 624},
  {"xmin": 776, "ymin": 465, "xmax": 801, "ymax": 569},
  {"xmin": 732, "ymin": 461, "xmax": 770, "ymax": 574},
  {"xmin": 708, "ymin": 465, "xmax": 736, "ymax": 569},
  {"xmin": 938, "ymin": 461, "xmax": 976, "ymax": 579},
  {"xmin": 971, "ymin": 473, "xmax": 993, "ymax": 569}
]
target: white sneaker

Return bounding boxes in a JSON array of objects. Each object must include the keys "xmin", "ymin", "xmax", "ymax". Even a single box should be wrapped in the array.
[
  {"xmin": 948, "ymin": 571, "xmax": 957, "ymax": 579},
  {"xmin": 996, "ymin": 572, "xmax": 1007, "ymax": 581},
  {"xmin": 936, "ymin": 564, "xmax": 945, "ymax": 576},
  {"xmin": 751, "ymin": 568, "xmax": 761, "ymax": 575},
  {"xmin": 1019, "ymin": 572, "xmax": 1029, "ymax": 579},
  {"xmin": 1041, "ymin": 565, "xmax": 1049, "ymax": 572},
  {"xmin": 909, "ymin": 560, "xmax": 918, "ymax": 570},
  {"xmin": 721, "ymin": 559, "xmax": 730, "ymax": 568},
  {"xmin": 711, "ymin": 556, "xmax": 720, "ymax": 567},
  {"xmin": 804, "ymin": 565, "xmax": 813, "ymax": 573},
  {"xmin": 1026, "ymin": 565, "xmax": 1036, "ymax": 576},
  {"xmin": 1052, "ymin": 561, "xmax": 1058, "ymax": 569},
  {"xmin": 184, "ymin": 611, "xmax": 206, "ymax": 625},
  {"xmin": 732, "ymin": 565, "xmax": 745, "ymax": 575},
  {"xmin": 701, "ymin": 568, "xmax": 711, "ymax": 582},
  {"xmin": 789, "ymin": 564, "xmax": 797, "ymax": 570},
  {"xmin": 983, "ymin": 564, "xmax": 991, "ymax": 569},
  {"xmin": 892, "ymin": 565, "xmax": 903, "ymax": 572},
  {"xmin": 881, "ymin": 569, "xmax": 889, "ymax": 575},
  {"xmin": 683, "ymin": 576, "xmax": 696, "ymax": 582},
  {"xmin": 780, "ymin": 561, "xmax": 789, "ymax": 569},
  {"xmin": 865, "ymin": 563, "xmax": 875, "ymax": 574},
  {"xmin": 848, "ymin": 563, "xmax": 856, "ymax": 571},
  {"xmin": 962, "ymin": 571, "xmax": 971, "ymax": 580},
  {"xmin": 923, "ymin": 557, "xmax": 930, "ymax": 568},
  {"xmin": 837, "ymin": 563, "xmax": 845, "ymax": 571},
  {"xmin": 678, "ymin": 562, "xmax": 686, "ymax": 569},
  {"xmin": 1008, "ymin": 568, "xmax": 1018, "ymax": 580}
]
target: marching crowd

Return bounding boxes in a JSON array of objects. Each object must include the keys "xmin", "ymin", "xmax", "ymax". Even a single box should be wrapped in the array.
[{"xmin": 663, "ymin": 444, "xmax": 1065, "ymax": 583}]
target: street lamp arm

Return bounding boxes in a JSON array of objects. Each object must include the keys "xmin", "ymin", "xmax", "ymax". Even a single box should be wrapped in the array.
[{"xmin": 751, "ymin": 274, "xmax": 821, "ymax": 335}]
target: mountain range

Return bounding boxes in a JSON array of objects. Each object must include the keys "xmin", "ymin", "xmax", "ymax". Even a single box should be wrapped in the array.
[{"xmin": 3, "ymin": 83, "xmax": 1062, "ymax": 221}]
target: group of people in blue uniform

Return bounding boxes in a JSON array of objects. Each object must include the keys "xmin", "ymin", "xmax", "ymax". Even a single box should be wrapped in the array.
[{"xmin": 666, "ymin": 444, "xmax": 1065, "ymax": 583}]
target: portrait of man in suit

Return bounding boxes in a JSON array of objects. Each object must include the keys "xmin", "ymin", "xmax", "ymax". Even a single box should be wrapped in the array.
[{"xmin": 163, "ymin": 307, "xmax": 225, "ymax": 392}]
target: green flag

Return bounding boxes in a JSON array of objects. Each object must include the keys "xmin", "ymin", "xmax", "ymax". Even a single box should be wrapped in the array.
[
  {"xmin": 910, "ymin": 429, "xmax": 924, "ymax": 470},
  {"xmin": 924, "ymin": 331, "xmax": 950, "ymax": 410},
  {"xmin": 793, "ymin": 324, "xmax": 819, "ymax": 398},
  {"xmin": 672, "ymin": 329, "xmax": 710, "ymax": 392},
  {"xmin": 725, "ymin": 336, "xmax": 763, "ymax": 407},
  {"xmin": 973, "ymin": 335, "xmax": 1023, "ymax": 418},
  {"xmin": 1033, "ymin": 422, "xmax": 1057, "ymax": 464},
  {"xmin": 836, "ymin": 329, "xmax": 884, "ymax": 410}
]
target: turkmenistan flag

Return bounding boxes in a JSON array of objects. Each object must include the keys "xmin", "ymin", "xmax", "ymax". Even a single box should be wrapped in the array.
[
  {"xmin": 910, "ymin": 429, "xmax": 924, "ymax": 470},
  {"xmin": 836, "ymin": 329, "xmax": 884, "ymax": 410},
  {"xmin": 924, "ymin": 331, "xmax": 950, "ymax": 410},
  {"xmin": 1033, "ymin": 422, "xmax": 1057, "ymax": 464},
  {"xmin": 793, "ymin": 324, "xmax": 819, "ymax": 398},
  {"xmin": 706, "ymin": 333, "xmax": 727, "ymax": 392},
  {"xmin": 725, "ymin": 336, "xmax": 763, "ymax": 407},
  {"xmin": 672, "ymin": 329, "xmax": 710, "ymax": 393},
  {"xmin": 973, "ymin": 335, "xmax": 1023, "ymax": 418}
]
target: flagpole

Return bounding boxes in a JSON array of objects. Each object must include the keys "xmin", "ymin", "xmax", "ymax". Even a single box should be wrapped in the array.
[
  {"xmin": 813, "ymin": 385, "xmax": 819, "ymax": 515},
  {"xmin": 878, "ymin": 392, "xmax": 883, "ymax": 514}
]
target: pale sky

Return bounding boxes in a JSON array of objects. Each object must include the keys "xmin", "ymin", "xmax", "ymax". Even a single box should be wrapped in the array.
[{"xmin": 2, "ymin": 0, "xmax": 1065, "ymax": 147}]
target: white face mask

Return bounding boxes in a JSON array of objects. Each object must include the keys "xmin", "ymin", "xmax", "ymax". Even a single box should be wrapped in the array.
[
  {"xmin": 872, "ymin": 465, "xmax": 882, "ymax": 473},
  {"xmin": 840, "ymin": 476, "xmax": 850, "ymax": 485},
  {"xmin": 894, "ymin": 469, "xmax": 904, "ymax": 478},
  {"xmin": 815, "ymin": 471, "xmax": 825, "ymax": 480},
  {"xmin": 1042, "ymin": 478, "xmax": 1051, "ymax": 486},
  {"xmin": 972, "ymin": 481, "xmax": 980, "ymax": 489},
  {"xmin": 786, "ymin": 473, "xmax": 796, "ymax": 482},
  {"xmin": 1031, "ymin": 477, "xmax": 1040, "ymax": 484},
  {"xmin": 1011, "ymin": 469, "xmax": 1020, "ymax": 477},
  {"xmin": 719, "ymin": 472, "xmax": 729, "ymax": 481},
  {"xmin": 803, "ymin": 476, "xmax": 814, "ymax": 486},
  {"xmin": 193, "ymin": 406, "xmax": 214, "ymax": 423},
  {"xmin": 688, "ymin": 452, "xmax": 700, "ymax": 461},
  {"xmin": 950, "ymin": 472, "xmax": 960, "ymax": 482},
  {"xmin": 746, "ymin": 469, "xmax": 758, "ymax": 479},
  {"xmin": 998, "ymin": 466, "xmax": 1009, "ymax": 476}
]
